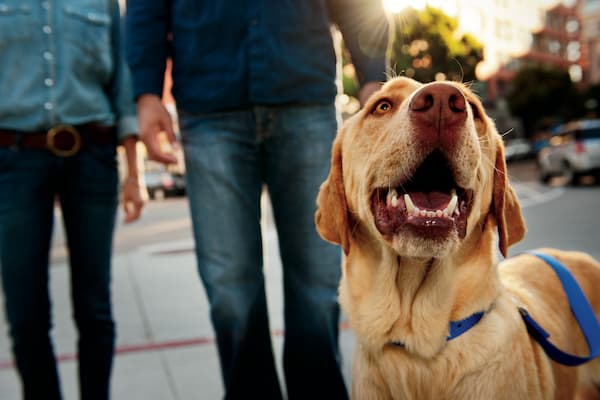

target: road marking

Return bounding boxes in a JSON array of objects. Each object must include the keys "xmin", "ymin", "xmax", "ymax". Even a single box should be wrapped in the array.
[
  {"xmin": 511, "ymin": 181, "xmax": 565, "ymax": 209},
  {"xmin": 0, "ymin": 321, "xmax": 352, "ymax": 370}
]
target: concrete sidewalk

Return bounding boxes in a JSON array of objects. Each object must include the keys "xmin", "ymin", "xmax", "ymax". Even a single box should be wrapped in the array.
[{"xmin": 0, "ymin": 203, "xmax": 356, "ymax": 400}]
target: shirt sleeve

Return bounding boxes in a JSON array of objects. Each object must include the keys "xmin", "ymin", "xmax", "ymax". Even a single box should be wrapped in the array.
[
  {"xmin": 327, "ymin": 0, "xmax": 390, "ymax": 85},
  {"xmin": 124, "ymin": 0, "xmax": 171, "ymax": 100},
  {"xmin": 104, "ymin": 0, "xmax": 137, "ymax": 141}
]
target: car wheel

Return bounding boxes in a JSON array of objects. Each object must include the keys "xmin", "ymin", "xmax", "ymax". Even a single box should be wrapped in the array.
[
  {"xmin": 539, "ymin": 171, "xmax": 552, "ymax": 184},
  {"xmin": 154, "ymin": 188, "xmax": 166, "ymax": 200},
  {"xmin": 562, "ymin": 162, "xmax": 577, "ymax": 186}
]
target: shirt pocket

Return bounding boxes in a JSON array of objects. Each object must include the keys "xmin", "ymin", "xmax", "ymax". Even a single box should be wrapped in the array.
[
  {"xmin": 62, "ymin": 4, "xmax": 112, "ymax": 75},
  {"xmin": 62, "ymin": 4, "xmax": 111, "ymax": 55},
  {"xmin": 0, "ymin": 2, "xmax": 33, "ymax": 47}
]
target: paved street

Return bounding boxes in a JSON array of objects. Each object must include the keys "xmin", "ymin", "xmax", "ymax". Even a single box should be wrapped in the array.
[{"xmin": 0, "ymin": 160, "xmax": 599, "ymax": 399}]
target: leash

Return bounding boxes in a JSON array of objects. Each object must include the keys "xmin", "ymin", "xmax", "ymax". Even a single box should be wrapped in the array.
[
  {"xmin": 520, "ymin": 251, "xmax": 600, "ymax": 366},
  {"xmin": 390, "ymin": 311, "xmax": 485, "ymax": 348}
]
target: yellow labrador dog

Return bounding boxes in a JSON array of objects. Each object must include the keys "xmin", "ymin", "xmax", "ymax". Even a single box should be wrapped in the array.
[{"xmin": 316, "ymin": 77, "xmax": 600, "ymax": 399}]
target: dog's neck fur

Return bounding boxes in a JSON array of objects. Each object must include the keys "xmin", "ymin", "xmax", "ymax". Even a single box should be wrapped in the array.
[{"xmin": 340, "ymin": 218, "xmax": 501, "ymax": 359}]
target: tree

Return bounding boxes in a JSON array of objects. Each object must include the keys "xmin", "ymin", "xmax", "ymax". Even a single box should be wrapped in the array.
[
  {"xmin": 583, "ymin": 84, "xmax": 600, "ymax": 118},
  {"xmin": 390, "ymin": 6, "xmax": 483, "ymax": 83},
  {"xmin": 506, "ymin": 66, "xmax": 584, "ymax": 136}
]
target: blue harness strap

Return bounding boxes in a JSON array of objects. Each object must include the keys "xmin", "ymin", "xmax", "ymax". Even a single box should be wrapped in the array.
[
  {"xmin": 390, "ymin": 311, "xmax": 485, "ymax": 348},
  {"xmin": 447, "ymin": 312, "xmax": 484, "ymax": 340},
  {"xmin": 520, "ymin": 250, "xmax": 600, "ymax": 366}
]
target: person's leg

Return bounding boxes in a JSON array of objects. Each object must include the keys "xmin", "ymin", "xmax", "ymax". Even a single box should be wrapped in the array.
[
  {"xmin": 0, "ymin": 148, "xmax": 62, "ymax": 400},
  {"xmin": 263, "ymin": 104, "xmax": 348, "ymax": 399},
  {"xmin": 180, "ymin": 110, "xmax": 282, "ymax": 399},
  {"xmin": 58, "ymin": 143, "xmax": 118, "ymax": 400}
]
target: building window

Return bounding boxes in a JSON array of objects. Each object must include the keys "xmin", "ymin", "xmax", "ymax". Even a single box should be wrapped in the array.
[
  {"xmin": 566, "ymin": 19, "xmax": 579, "ymax": 34},
  {"xmin": 548, "ymin": 40, "xmax": 561, "ymax": 55},
  {"xmin": 567, "ymin": 41, "xmax": 581, "ymax": 61}
]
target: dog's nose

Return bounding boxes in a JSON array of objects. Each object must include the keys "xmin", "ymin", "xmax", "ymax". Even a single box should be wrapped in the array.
[{"xmin": 409, "ymin": 83, "xmax": 467, "ymax": 148}]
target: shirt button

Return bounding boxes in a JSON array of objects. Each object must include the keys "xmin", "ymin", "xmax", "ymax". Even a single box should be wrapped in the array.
[
  {"xmin": 44, "ymin": 78, "xmax": 54, "ymax": 87},
  {"xmin": 251, "ymin": 19, "xmax": 258, "ymax": 26},
  {"xmin": 43, "ymin": 25, "xmax": 52, "ymax": 34},
  {"xmin": 43, "ymin": 51, "xmax": 53, "ymax": 61},
  {"xmin": 41, "ymin": 1, "xmax": 50, "ymax": 9},
  {"xmin": 44, "ymin": 102, "xmax": 53, "ymax": 110}
]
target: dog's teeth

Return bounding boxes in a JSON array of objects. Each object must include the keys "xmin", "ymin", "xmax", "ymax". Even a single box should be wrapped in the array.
[
  {"xmin": 387, "ymin": 189, "xmax": 398, "ymax": 206},
  {"xmin": 404, "ymin": 192, "xmax": 458, "ymax": 219},
  {"xmin": 447, "ymin": 193, "xmax": 458, "ymax": 216},
  {"xmin": 404, "ymin": 194, "xmax": 415, "ymax": 214}
]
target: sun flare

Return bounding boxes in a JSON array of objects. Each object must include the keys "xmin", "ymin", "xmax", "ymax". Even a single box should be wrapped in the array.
[{"xmin": 383, "ymin": 0, "xmax": 426, "ymax": 13}]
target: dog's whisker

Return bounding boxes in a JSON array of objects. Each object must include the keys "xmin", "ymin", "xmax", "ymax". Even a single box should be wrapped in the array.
[
  {"xmin": 500, "ymin": 128, "xmax": 514, "ymax": 137},
  {"xmin": 386, "ymin": 65, "xmax": 399, "ymax": 81}
]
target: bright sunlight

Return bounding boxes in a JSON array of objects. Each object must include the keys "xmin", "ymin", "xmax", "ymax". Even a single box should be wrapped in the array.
[
  {"xmin": 383, "ymin": 0, "xmax": 426, "ymax": 13},
  {"xmin": 383, "ymin": 0, "xmax": 457, "ymax": 16}
]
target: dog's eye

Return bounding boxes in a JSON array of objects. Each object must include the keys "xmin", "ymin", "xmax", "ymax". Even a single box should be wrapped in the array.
[{"xmin": 373, "ymin": 100, "xmax": 393, "ymax": 115}]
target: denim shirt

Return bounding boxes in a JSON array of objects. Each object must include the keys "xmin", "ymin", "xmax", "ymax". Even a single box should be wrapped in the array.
[
  {"xmin": 126, "ymin": 0, "xmax": 389, "ymax": 114},
  {"xmin": 0, "ymin": 0, "xmax": 137, "ymax": 140}
]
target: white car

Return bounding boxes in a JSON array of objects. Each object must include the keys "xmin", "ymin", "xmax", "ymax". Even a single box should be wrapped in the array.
[{"xmin": 538, "ymin": 119, "xmax": 600, "ymax": 184}]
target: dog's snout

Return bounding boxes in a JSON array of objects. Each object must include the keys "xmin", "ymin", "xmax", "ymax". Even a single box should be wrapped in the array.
[
  {"xmin": 409, "ymin": 83, "xmax": 468, "ymax": 149},
  {"xmin": 409, "ymin": 84, "xmax": 466, "ymax": 114}
]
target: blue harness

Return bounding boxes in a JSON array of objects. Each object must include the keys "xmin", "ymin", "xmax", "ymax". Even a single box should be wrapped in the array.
[
  {"xmin": 391, "ymin": 251, "xmax": 600, "ymax": 366},
  {"xmin": 520, "ymin": 250, "xmax": 600, "ymax": 366}
]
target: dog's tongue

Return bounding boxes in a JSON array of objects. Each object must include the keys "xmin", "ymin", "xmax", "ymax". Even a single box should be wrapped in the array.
[{"xmin": 408, "ymin": 191, "xmax": 452, "ymax": 210}]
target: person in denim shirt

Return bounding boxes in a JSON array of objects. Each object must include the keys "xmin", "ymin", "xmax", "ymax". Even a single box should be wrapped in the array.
[
  {"xmin": 127, "ymin": 1, "xmax": 389, "ymax": 398},
  {"xmin": 0, "ymin": 1, "xmax": 143, "ymax": 399}
]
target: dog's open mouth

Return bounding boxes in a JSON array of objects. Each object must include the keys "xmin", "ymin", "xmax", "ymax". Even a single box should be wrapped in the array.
[{"xmin": 371, "ymin": 151, "xmax": 473, "ymax": 240}]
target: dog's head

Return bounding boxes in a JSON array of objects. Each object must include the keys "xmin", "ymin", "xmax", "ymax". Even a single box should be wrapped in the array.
[{"xmin": 316, "ymin": 77, "xmax": 526, "ymax": 259}]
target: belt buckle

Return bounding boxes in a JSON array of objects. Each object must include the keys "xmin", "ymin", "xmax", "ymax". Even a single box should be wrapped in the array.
[{"xmin": 47, "ymin": 125, "xmax": 81, "ymax": 157}]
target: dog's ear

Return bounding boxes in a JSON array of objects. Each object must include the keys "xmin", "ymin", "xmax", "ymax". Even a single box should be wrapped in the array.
[
  {"xmin": 493, "ymin": 141, "xmax": 526, "ymax": 257},
  {"xmin": 315, "ymin": 133, "xmax": 351, "ymax": 255}
]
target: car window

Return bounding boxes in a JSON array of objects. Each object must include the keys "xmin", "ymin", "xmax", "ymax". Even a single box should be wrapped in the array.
[{"xmin": 581, "ymin": 128, "xmax": 600, "ymax": 140}]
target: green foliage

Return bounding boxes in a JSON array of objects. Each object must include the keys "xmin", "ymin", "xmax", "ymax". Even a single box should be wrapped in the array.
[
  {"xmin": 342, "ymin": 69, "xmax": 360, "ymax": 98},
  {"xmin": 390, "ymin": 6, "xmax": 483, "ymax": 83},
  {"xmin": 341, "ymin": 45, "xmax": 360, "ymax": 98},
  {"xmin": 506, "ymin": 66, "xmax": 585, "ymax": 135}
]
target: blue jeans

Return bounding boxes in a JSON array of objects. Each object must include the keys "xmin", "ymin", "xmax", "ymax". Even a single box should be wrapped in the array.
[
  {"xmin": 0, "ymin": 141, "xmax": 118, "ymax": 400},
  {"xmin": 179, "ymin": 104, "xmax": 347, "ymax": 399}
]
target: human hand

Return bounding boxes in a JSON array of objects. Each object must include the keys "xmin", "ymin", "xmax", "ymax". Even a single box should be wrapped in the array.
[
  {"xmin": 121, "ymin": 175, "xmax": 145, "ymax": 223},
  {"xmin": 358, "ymin": 81, "xmax": 384, "ymax": 107},
  {"xmin": 136, "ymin": 94, "xmax": 178, "ymax": 164}
]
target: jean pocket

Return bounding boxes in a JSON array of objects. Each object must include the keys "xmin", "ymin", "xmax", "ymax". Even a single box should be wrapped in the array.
[
  {"xmin": 0, "ymin": 2, "xmax": 32, "ymax": 48},
  {"xmin": 87, "ymin": 143, "xmax": 117, "ymax": 172},
  {"xmin": 0, "ymin": 147, "xmax": 19, "ymax": 172}
]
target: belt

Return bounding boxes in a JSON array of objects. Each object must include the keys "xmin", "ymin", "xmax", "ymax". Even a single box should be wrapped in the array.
[{"xmin": 0, "ymin": 124, "xmax": 117, "ymax": 157}]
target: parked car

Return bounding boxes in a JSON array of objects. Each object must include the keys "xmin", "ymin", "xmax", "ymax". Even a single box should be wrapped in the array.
[
  {"xmin": 144, "ymin": 170, "xmax": 186, "ymax": 199},
  {"xmin": 537, "ymin": 119, "xmax": 600, "ymax": 184},
  {"xmin": 504, "ymin": 138, "xmax": 533, "ymax": 162}
]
